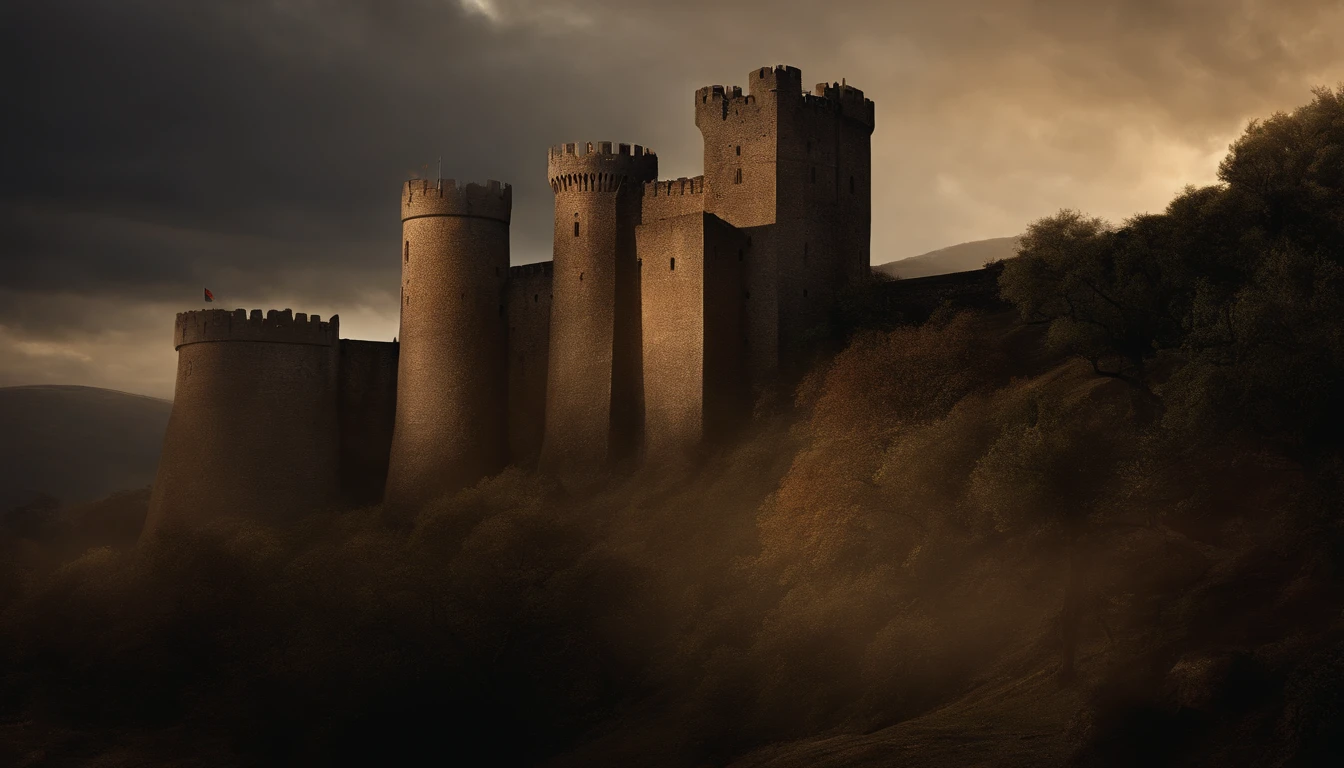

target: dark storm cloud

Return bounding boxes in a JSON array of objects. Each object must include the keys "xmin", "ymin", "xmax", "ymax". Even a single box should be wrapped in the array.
[
  {"xmin": 1, "ymin": 0, "xmax": 1341, "ymax": 396},
  {"xmin": 2, "ymin": 1, "xmax": 558, "ymax": 289}
]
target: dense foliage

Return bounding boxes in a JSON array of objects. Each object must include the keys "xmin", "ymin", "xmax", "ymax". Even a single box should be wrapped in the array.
[{"xmin": 1000, "ymin": 86, "xmax": 1344, "ymax": 463}]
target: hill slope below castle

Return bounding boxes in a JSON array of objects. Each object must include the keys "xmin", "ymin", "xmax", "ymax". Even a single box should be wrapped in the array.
[{"xmin": 0, "ymin": 385, "xmax": 170, "ymax": 510}]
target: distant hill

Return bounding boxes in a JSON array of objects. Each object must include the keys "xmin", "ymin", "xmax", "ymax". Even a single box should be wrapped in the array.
[
  {"xmin": 0, "ymin": 385, "xmax": 171, "ymax": 511},
  {"xmin": 874, "ymin": 236, "xmax": 1021, "ymax": 280}
]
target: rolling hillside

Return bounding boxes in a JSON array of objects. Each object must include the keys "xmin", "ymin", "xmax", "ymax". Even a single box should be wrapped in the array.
[
  {"xmin": 0, "ymin": 385, "xmax": 171, "ymax": 511},
  {"xmin": 874, "ymin": 236, "xmax": 1020, "ymax": 279}
]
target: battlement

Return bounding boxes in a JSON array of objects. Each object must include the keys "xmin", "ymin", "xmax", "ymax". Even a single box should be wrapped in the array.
[
  {"xmin": 174, "ymin": 308, "xmax": 340, "ymax": 350},
  {"xmin": 509, "ymin": 260, "xmax": 554, "ymax": 278},
  {"xmin": 642, "ymin": 176, "xmax": 706, "ymax": 223},
  {"xmin": 696, "ymin": 84, "xmax": 748, "ymax": 103},
  {"xmin": 697, "ymin": 66, "xmax": 801, "ymax": 103},
  {"xmin": 401, "ymin": 178, "xmax": 512, "ymax": 223},
  {"xmin": 547, "ymin": 141, "xmax": 659, "ymax": 192},
  {"xmin": 695, "ymin": 67, "xmax": 874, "ymax": 129},
  {"xmin": 748, "ymin": 64, "xmax": 802, "ymax": 98},
  {"xmin": 644, "ymin": 176, "xmax": 705, "ymax": 198},
  {"xmin": 695, "ymin": 65, "xmax": 807, "ymax": 123},
  {"xmin": 815, "ymin": 82, "xmax": 875, "ymax": 128}
]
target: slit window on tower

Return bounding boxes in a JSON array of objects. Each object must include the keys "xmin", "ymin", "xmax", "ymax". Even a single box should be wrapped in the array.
[
  {"xmin": 574, "ymin": 221, "xmax": 580, "ymax": 237},
  {"xmin": 404, "ymin": 241, "xmax": 409, "ymax": 264},
  {"xmin": 735, "ymin": 145, "xmax": 741, "ymax": 156},
  {"xmin": 670, "ymin": 257, "xmax": 676, "ymax": 271},
  {"xmin": 734, "ymin": 168, "xmax": 742, "ymax": 184}
]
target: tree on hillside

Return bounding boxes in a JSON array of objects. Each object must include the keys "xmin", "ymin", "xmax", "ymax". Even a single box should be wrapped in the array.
[
  {"xmin": 1001, "ymin": 85, "xmax": 1344, "ymax": 464},
  {"xmin": 991, "ymin": 85, "xmax": 1344, "ymax": 674},
  {"xmin": 1218, "ymin": 86, "xmax": 1344, "ymax": 259},
  {"xmin": 997, "ymin": 210, "xmax": 1186, "ymax": 391}
]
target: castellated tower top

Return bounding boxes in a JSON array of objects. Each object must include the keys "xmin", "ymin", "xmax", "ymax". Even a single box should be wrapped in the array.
[
  {"xmin": 748, "ymin": 64, "xmax": 802, "ymax": 98},
  {"xmin": 401, "ymin": 178, "xmax": 512, "ymax": 223},
  {"xmin": 695, "ymin": 65, "xmax": 801, "ymax": 107},
  {"xmin": 815, "ymin": 81, "xmax": 876, "ymax": 129},
  {"xmin": 174, "ymin": 308, "xmax": 339, "ymax": 350},
  {"xmin": 696, "ymin": 65, "xmax": 872, "ymax": 127},
  {"xmin": 547, "ymin": 142, "xmax": 658, "ymax": 193}
]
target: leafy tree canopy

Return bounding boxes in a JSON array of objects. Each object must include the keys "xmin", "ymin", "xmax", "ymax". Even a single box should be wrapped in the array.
[{"xmin": 1001, "ymin": 86, "xmax": 1344, "ymax": 464}]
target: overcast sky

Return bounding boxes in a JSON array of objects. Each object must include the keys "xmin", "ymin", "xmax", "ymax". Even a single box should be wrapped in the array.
[{"xmin": 2, "ymin": 0, "xmax": 1341, "ymax": 398}]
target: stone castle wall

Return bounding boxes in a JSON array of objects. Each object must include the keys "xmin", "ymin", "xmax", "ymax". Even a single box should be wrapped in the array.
[
  {"xmin": 507, "ymin": 260, "xmax": 553, "ymax": 467},
  {"xmin": 638, "ymin": 212, "xmax": 749, "ymax": 458},
  {"xmin": 384, "ymin": 179, "xmax": 512, "ymax": 510},
  {"xmin": 540, "ymin": 142, "xmax": 657, "ymax": 480},
  {"xmin": 144, "ymin": 309, "xmax": 342, "ymax": 536},
  {"xmin": 338, "ymin": 339, "xmax": 399, "ymax": 506},
  {"xmin": 701, "ymin": 215, "xmax": 752, "ymax": 443},
  {"xmin": 642, "ymin": 176, "xmax": 706, "ymax": 224},
  {"xmin": 638, "ymin": 214, "xmax": 706, "ymax": 457}
]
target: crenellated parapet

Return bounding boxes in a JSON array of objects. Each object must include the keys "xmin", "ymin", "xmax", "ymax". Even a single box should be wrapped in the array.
[
  {"xmin": 749, "ymin": 64, "xmax": 802, "ymax": 98},
  {"xmin": 696, "ymin": 84, "xmax": 747, "ymax": 103},
  {"xmin": 174, "ymin": 308, "xmax": 339, "ymax": 350},
  {"xmin": 695, "ymin": 65, "xmax": 806, "ymax": 119},
  {"xmin": 644, "ymin": 176, "xmax": 705, "ymax": 198},
  {"xmin": 509, "ymin": 260, "xmax": 554, "ymax": 278},
  {"xmin": 695, "ymin": 66, "xmax": 873, "ymax": 130},
  {"xmin": 547, "ymin": 142, "xmax": 658, "ymax": 194},
  {"xmin": 642, "ymin": 176, "xmax": 707, "ymax": 222},
  {"xmin": 815, "ymin": 82, "xmax": 876, "ymax": 129},
  {"xmin": 695, "ymin": 83, "xmax": 754, "ymax": 122},
  {"xmin": 401, "ymin": 178, "xmax": 512, "ymax": 223}
]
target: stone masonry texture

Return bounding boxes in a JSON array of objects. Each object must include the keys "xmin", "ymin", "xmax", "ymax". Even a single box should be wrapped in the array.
[
  {"xmin": 143, "ymin": 64, "xmax": 873, "ymax": 524},
  {"xmin": 144, "ymin": 309, "xmax": 342, "ymax": 536},
  {"xmin": 383, "ymin": 179, "xmax": 512, "ymax": 511}
]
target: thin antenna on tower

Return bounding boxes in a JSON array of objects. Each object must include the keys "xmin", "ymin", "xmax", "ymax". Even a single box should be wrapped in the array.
[{"xmin": 437, "ymin": 156, "xmax": 442, "ymax": 191}]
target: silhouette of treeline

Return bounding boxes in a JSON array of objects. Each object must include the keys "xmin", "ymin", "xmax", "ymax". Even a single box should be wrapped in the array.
[
  {"xmin": 1001, "ymin": 86, "xmax": 1344, "ymax": 465},
  {"xmin": 3, "ymin": 88, "xmax": 1344, "ymax": 767}
]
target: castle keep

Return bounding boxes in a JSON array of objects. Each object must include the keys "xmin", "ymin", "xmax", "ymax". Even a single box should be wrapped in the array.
[{"xmin": 145, "ymin": 65, "xmax": 874, "ymax": 531}]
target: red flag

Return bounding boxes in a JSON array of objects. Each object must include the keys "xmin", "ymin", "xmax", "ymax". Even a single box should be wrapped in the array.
[{"xmin": 204, "ymin": 288, "xmax": 214, "ymax": 302}]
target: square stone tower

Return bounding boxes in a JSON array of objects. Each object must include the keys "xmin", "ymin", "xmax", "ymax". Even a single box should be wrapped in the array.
[
  {"xmin": 638, "ymin": 178, "xmax": 752, "ymax": 459},
  {"xmin": 695, "ymin": 65, "xmax": 875, "ymax": 387}
]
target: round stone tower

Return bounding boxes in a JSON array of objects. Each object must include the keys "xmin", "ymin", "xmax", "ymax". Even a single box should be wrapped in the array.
[
  {"xmin": 384, "ymin": 178, "xmax": 512, "ymax": 510},
  {"xmin": 143, "ymin": 308, "xmax": 341, "ymax": 537},
  {"xmin": 539, "ymin": 142, "xmax": 657, "ymax": 480}
]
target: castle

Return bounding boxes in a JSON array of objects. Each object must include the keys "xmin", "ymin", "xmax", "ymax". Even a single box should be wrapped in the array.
[{"xmin": 144, "ymin": 65, "xmax": 875, "ymax": 533}]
